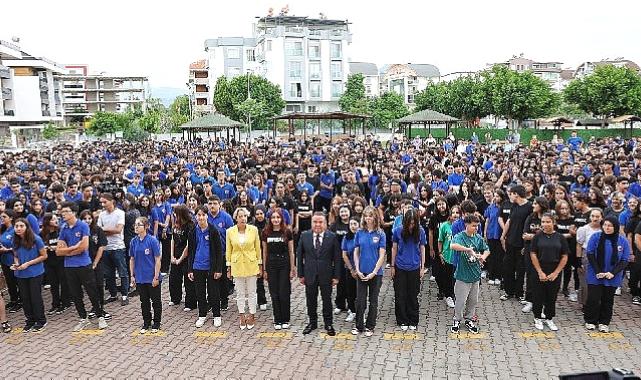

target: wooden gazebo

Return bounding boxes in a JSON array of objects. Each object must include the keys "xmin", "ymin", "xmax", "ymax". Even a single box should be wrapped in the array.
[
  {"xmin": 536, "ymin": 117, "xmax": 573, "ymax": 130},
  {"xmin": 179, "ymin": 113, "xmax": 244, "ymax": 141},
  {"xmin": 271, "ymin": 111, "xmax": 370, "ymax": 141},
  {"xmin": 396, "ymin": 109, "xmax": 460, "ymax": 139}
]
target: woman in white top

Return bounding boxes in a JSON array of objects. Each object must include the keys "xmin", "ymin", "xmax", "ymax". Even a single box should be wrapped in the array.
[{"xmin": 576, "ymin": 208, "xmax": 604, "ymax": 306}]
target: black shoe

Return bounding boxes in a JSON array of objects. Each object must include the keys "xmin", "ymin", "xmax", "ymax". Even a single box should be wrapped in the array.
[
  {"xmin": 121, "ymin": 297, "xmax": 129, "ymax": 306},
  {"xmin": 23, "ymin": 323, "xmax": 35, "ymax": 333},
  {"xmin": 437, "ymin": 293, "xmax": 444, "ymax": 301},
  {"xmin": 87, "ymin": 311, "xmax": 97, "ymax": 319},
  {"xmin": 221, "ymin": 304, "xmax": 229, "ymax": 311},
  {"xmin": 325, "ymin": 325, "xmax": 336, "ymax": 336},
  {"xmin": 450, "ymin": 320, "xmax": 460, "ymax": 333},
  {"xmin": 303, "ymin": 324, "xmax": 317, "ymax": 335},
  {"xmin": 47, "ymin": 306, "xmax": 58, "ymax": 315},
  {"xmin": 464, "ymin": 320, "xmax": 479, "ymax": 334},
  {"xmin": 32, "ymin": 323, "xmax": 47, "ymax": 333},
  {"xmin": 8, "ymin": 303, "xmax": 22, "ymax": 313},
  {"xmin": 55, "ymin": 305, "xmax": 70, "ymax": 315},
  {"xmin": 128, "ymin": 289, "xmax": 139, "ymax": 297},
  {"xmin": 105, "ymin": 296, "xmax": 118, "ymax": 304},
  {"xmin": 562, "ymin": 289, "xmax": 569, "ymax": 297},
  {"xmin": 103, "ymin": 312, "xmax": 112, "ymax": 321},
  {"xmin": 152, "ymin": 322, "xmax": 161, "ymax": 331}
]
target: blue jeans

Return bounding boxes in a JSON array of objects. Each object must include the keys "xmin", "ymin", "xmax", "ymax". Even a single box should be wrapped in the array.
[{"xmin": 103, "ymin": 249, "xmax": 129, "ymax": 297}]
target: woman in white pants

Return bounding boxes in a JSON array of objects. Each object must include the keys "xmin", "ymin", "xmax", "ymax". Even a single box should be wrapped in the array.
[{"xmin": 226, "ymin": 208, "xmax": 262, "ymax": 330}]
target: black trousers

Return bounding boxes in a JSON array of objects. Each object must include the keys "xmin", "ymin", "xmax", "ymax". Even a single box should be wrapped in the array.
[
  {"xmin": 169, "ymin": 261, "xmax": 196, "ymax": 309},
  {"xmin": 159, "ymin": 237, "xmax": 172, "ymax": 274},
  {"xmin": 344, "ymin": 271, "xmax": 357, "ymax": 313},
  {"xmin": 219, "ymin": 266, "xmax": 232, "ymax": 307},
  {"xmin": 65, "ymin": 265, "xmax": 103, "ymax": 319},
  {"xmin": 503, "ymin": 244, "xmax": 525, "ymax": 298},
  {"xmin": 305, "ymin": 276, "xmax": 333, "ymax": 327},
  {"xmin": 531, "ymin": 263, "xmax": 561, "ymax": 319},
  {"xmin": 193, "ymin": 270, "xmax": 220, "ymax": 318},
  {"xmin": 138, "ymin": 283, "xmax": 162, "ymax": 326},
  {"xmin": 629, "ymin": 259, "xmax": 641, "ymax": 297},
  {"xmin": 562, "ymin": 250, "xmax": 580, "ymax": 292},
  {"xmin": 266, "ymin": 266, "xmax": 291, "ymax": 324},
  {"xmin": 1, "ymin": 262, "xmax": 20, "ymax": 304},
  {"xmin": 257, "ymin": 277, "xmax": 267, "ymax": 306},
  {"xmin": 584, "ymin": 284, "xmax": 617, "ymax": 325},
  {"xmin": 356, "ymin": 275, "xmax": 382, "ymax": 331},
  {"xmin": 314, "ymin": 196, "xmax": 332, "ymax": 213},
  {"xmin": 335, "ymin": 260, "xmax": 348, "ymax": 311},
  {"xmin": 434, "ymin": 258, "xmax": 454, "ymax": 298},
  {"xmin": 93, "ymin": 261, "xmax": 105, "ymax": 309},
  {"xmin": 486, "ymin": 239, "xmax": 504, "ymax": 281},
  {"xmin": 46, "ymin": 253, "xmax": 70, "ymax": 308},
  {"xmin": 394, "ymin": 268, "xmax": 420, "ymax": 326},
  {"xmin": 17, "ymin": 274, "xmax": 45, "ymax": 326}
]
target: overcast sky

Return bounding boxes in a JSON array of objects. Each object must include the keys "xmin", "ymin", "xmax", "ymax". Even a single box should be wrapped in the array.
[{"xmin": 3, "ymin": 0, "xmax": 640, "ymax": 92}]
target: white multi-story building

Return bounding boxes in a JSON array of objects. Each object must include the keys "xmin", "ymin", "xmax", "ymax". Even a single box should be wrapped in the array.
[
  {"xmin": 58, "ymin": 64, "xmax": 149, "ymax": 125},
  {"xmin": 493, "ymin": 56, "xmax": 574, "ymax": 91},
  {"xmin": 575, "ymin": 59, "xmax": 640, "ymax": 78},
  {"xmin": 349, "ymin": 62, "xmax": 379, "ymax": 98},
  {"xmin": 380, "ymin": 63, "xmax": 440, "ymax": 106},
  {"xmin": 187, "ymin": 59, "xmax": 212, "ymax": 115},
  {"xmin": 0, "ymin": 38, "xmax": 66, "ymax": 147}
]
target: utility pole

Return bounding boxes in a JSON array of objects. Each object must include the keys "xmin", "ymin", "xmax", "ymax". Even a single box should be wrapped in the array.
[{"xmin": 247, "ymin": 70, "xmax": 251, "ymax": 143}]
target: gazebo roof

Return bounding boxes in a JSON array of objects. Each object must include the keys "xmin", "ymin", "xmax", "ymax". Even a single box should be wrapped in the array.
[
  {"xmin": 397, "ymin": 109, "xmax": 459, "ymax": 124},
  {"xmin": 180, "ymin": 113, "xmax": 244, "ymax": 130},
  {"xmin": 272, "ymin": 111, "xmax": 369, "ymax": 121},
  {"xmin": 611, "ymin": 115, "xmax": 641, "ymax": 123},
  {"xmin": 541, "ymin": 116, "xmax": 573, "ymax": 124}
]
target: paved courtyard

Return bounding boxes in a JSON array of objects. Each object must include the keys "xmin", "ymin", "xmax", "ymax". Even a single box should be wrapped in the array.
[{"xmin": 1, "ymin": 271, "xmax": 641, "ymax": 379}]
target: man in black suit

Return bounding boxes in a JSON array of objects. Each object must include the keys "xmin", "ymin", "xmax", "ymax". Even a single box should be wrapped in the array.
[{"xmin": 297, "ymin": 212, "xmax": 341, "ymax": 336}]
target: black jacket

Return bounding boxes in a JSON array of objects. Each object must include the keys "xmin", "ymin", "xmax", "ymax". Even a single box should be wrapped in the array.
[
  {"xmin": 187, "ymin": 224, "xmax": 224, "ymax": 275},
  {"xmin": 296, "ymin": 230, "xmax": 341, "ymax": 284}
]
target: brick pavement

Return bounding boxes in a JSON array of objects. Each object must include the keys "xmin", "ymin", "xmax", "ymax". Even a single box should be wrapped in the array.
[{"xmin": 1, "ymin": 271, "xmax": 641, "ymax": 379}]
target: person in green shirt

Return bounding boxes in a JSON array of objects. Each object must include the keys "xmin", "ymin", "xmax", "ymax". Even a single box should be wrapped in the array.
[
  {"xmin": 449, "ymin": 214, "xmax": 490, "ymax": 334},
  {"xmin": 438, "ymin": 205, "xmax": 460, "ymax": 309}
]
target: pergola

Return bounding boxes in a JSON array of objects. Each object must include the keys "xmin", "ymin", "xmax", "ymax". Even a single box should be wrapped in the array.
[
  {"xmin": 536, "ymin": 117, "xmax": 573, "ymax": 129},
  {"xmin": 271, "ymin": 111, "xmax": 370, "ymax": 141},
  {"xmin": 396, "ymin": 109, "xmax": 460, "ymax": 139},
  {"xmin": 611, "ymin": 115, "xmax": 641, "ymax": 129},
  {"xmin": 179, "ymin": 113, "xmax": 244, "ymax": 141}
]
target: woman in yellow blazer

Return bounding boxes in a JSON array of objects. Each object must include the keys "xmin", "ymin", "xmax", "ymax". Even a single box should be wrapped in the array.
[{"xmin": 226, "ymin": 207, "xmax": 262, "ymax": 330}]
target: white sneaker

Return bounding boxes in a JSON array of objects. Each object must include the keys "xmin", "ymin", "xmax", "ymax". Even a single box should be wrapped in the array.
[
  {"xmin": 274, "ymin": 324, "xmax": 282, "ymax": 330},
  {"xmin": 259, "ymin": 304, "xmax": 267, "ymax": 311},
  {"xmin": 73, "ymin": 318, "xmax": 91, "ymax": 332},
  {"xmin": 541, "ymin": 312, "xmax": 546, "ymax": 319},
  {"xmin": 140, "ymin": 326, "xmax": 149, "ymax": 334},
  {"xmin": 534, "ymin": 318, "xmax": 544, "ymax": 330},
  {"xmin": 195, "ymin": 316, "xmax": 207, "ymax": 328},
  {"xmin": 213, "ymin": 317, "xmax": 222, "ymax": 327},
  {"xmin": 446, "ymin": 297, "xmax": 455, "ymax": 308},
  {"xmin": 281, "ymin": 323, "xmax": 290, "ymax": 329},
  {"xmin": 44, "ymin": 284, "xmax": 51, "ymax": 289},
  {"xmin": 168, "ymin": 301, "xmax": 175, "ymax": 306},
  {"xmin": 183, "ymin": 307, "xmax": 192, "ymax": 312},
  {"xmin": 568, "ymin": 291, "xmax": 578, "ymax": 302},
  {"xmin": 333, "ymin": 307, "xmax": 343, "ymax": 315},
  {"xmin": 487, "ymin": 280, "xmax": 496, "ymax": 285},
  {"xmin": 364, "ymin": 328, "xmax": 374, "ymax": 337},
  {"xmin": 409, "ymin": 325, "xmax": 417, "ymax": 331},
  {"xmin": 385, "ymin": 264, "xmax": 391, "ymax": 269},
  {"xmin": 429, "ymin": 275, "xmax": 436, "ymax": 282},
  {"xmin": 598, "ymin": 324, "xmax": 609, "ymax": 333},
  {"xmin": 98, "ymin": 317, "xmax": 108, "ymax": 330},
  {"xmin": 345, "ymin": 311, "xmax": 356, "ymax": 322},
  {"xmin": 585, "ymin": 323, "xmax": 596, "ymax": 330},
  {"xmin": 545, "ymin": 319, "xmax": 558, "ymax": 331},
  {"xmin": 615, "ymin": 287, "xmax": 621, "ymax": 296},
  {"xmin": 494, "ymin": 279, "xmax": 501, "ymax": 286},
  {"xmin": 521, "ymin": 302, "xmax": 533, "ymax": 313},
  {"xmin": 400, "ymin": 325, "xmax": 408, "ymax": 331},
  {"xmin": 351, "ymin": 327, "xmax": 360, "ymax": 335},
  {"xmin": 481, "ymin": 271, "xmax": 487, "ymax": 279}
]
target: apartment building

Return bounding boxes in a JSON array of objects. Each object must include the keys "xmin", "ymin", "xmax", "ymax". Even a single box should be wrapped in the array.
[
  {"xmin": 349, "ymin": 62, "xmax": 380, "ymax": 98},
  {"xmin": 494, "ymin": 56, "xmax": 573, "ymax": 91},
  {"xmin": 58, "ymin": 64, "xmax": 149, "ymax": 125},
  {"xmin": 0, "ymin": 38, "xmax": 66, "ymax": 147},
  {"xmin": 575, "ymin": 59, "xmax": 640, "ymax": 78},
  {"xmin": 380, "ymin": 63, "xmax": 440, "ymax": 105}
]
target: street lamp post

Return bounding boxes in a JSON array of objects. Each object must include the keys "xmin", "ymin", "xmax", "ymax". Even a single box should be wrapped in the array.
[{"xmin": 247, "ymin": 70, "xmax": 251, "ymax": 143}]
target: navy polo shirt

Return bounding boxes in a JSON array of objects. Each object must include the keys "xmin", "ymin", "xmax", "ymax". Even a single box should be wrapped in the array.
[
  {"xmin": 392, "ymin": 226, "xmax": 427, "ymax": 271},
  {"xmin": 354, "ymin": 229, "xmax": 386, "ymax": 276},
  {"xmin": 0, "ymin": 226, "xmax": 14, "ymax": 266},
  {"xmin": 59, "ymin": 220, "xmax": 92, "ymax": 268},
  {"xmin": 130, "ymin": 234, "xmax": 161, "ymax": 284},
  {"xmin": 341, "ymin": 235, "xmax": 357, "ymax": 267},
  {"xmin": 14, "ymin": 235, "xmax": 45, "ymax": 279},
  {"xmin": 193, "ymin": 226, "xmax": 211, "ymax": 270}
]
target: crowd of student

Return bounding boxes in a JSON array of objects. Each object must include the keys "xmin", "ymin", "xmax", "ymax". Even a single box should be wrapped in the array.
[{"xmin": 0, "ymin": 130, "xmax": 638, "ymax": 337}]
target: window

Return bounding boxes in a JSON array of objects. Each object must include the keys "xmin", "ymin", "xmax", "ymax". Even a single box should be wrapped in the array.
[
  {"xmin": 331, "ymin": 62, "xmax": 342, "ymax": 80},
  {"xmin": 289, "ymin": 61, "xmax": 302, "ymax": 79},
  {"xmin": 330, "ymin": 42, "xmax": 342, "ymax": 59},
  {"xmin": 285, "ymin": 40, "xmax": 303, "ymax": 57},
  {"xmin": 228, "ymin": 67, "xmax": 241, "ymax": 77},
  {"xmin": 309, "ymin": 81, "xmax": 321, "ymax": 98},
  {"xmin": 309, "ymin": 62, "xmax": 321, "ymax": 79},
  {"xmin": 308, "ymin": 105, "xmax": 318, "ymax": 113},
  {"xmin": 331, "ymin": 82, "xmax": 343, "ymax": 98},
  {"xmin": 366, "ymin": 85, "xmax": 372, "ymax": 95},
  {"xmin": 286, "ymin": 104, "xmax": 301, "ymax": 112},
  {"xmin": 289, "ymin": 83, "xmax": 302, "ymax": 98},
  {"xmin": 266, "ymin": 40, "xmax": 272, "ymax": 51},
  {"xmin": 227, "ymin": 47, "xmax": 240, "ymax": 59},
  {"xmin": 308, "ymin": 42, "xmax": 320, "ymax": 59},
  {"xmin": 246, "ymin": 49, "xmax": 255, "ymax": 62}
]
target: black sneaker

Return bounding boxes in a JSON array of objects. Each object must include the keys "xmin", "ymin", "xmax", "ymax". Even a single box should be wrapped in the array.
[
  {"xmin": 437, "ymin": 293, "xmax": 444, "ymax": 301},
  {"xmin": 103, "ymin": 312, "xmax": 112, "ymax": 320},
  {"xmin": 221, "ymin": 304, "xmax": 229, "ymax": 311},
  {"xmin": 47, "ymin": 306, "xmax": 58, "ymax": 315},
  {"xmin": 87, "ymin": 311, "xmax": 97, "ymax": 319},
  {"xmin": 128, "ymin": 289, "xmax": 139, "ymax": 298},
  {"xmin": 562, "ymin": 289, "xmax": 569, "ymax": 297},
  {"xmin": 121, "ymin": 297, "xmax": 129, "ymax": 306},
  {"xmin": 9, "ymin": 303, "xmax": 22, "ymax": 313},
  {"xmin": 499, "ymin": 293, "xmax": 512, "ymax": 301},
  {"xmin": 105, "ymin": 296, "xmax": 118, "ymax": 304},
  {"xmin": 632, "ymin": 296, "xmax": 641, "ymax": 305},
  {"xmin": 450, "ymin": 320, "xmax": 460, "ymax": 333},
  {"xmin": 465, "ymin": 320, "xmax": 479, "ymax": 334},
  {"xmin": 23, "ymin": 323, "xmax": 35, "ymax": 333},
  {"xmin": 151, "ymin": 322, "xmax": 161, "ymax": 332},
  {"xmin": 32, "ymin": 323, "xmax": 47, "ymax": 333},
  {"xmin": 55, "ymin": 306, "xmax": 66, "ymax": 315}
]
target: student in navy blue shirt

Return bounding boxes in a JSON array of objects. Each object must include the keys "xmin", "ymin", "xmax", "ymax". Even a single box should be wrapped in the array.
[
  {"xmin": 127, "ymin": 174, "xmax": 146, "ymax": 198},
  {"xmin": 352, "ymin": 206, "xmax": 387, "ymax": 337},
  {"xmin": 11, "ymin": 218, "xmax": 47, "ymax": 332},
  {"xmin": 151, "ymin": 189, "xmax": 172, "ymax": 274},
  {"xmin": 0, "ymin": 209, "xmax": 20, "ymax": 313},
  {"xmin": 484, "ymin": 190, "xmax": 506, "ymax": 286},
  {"xmin": 213, "ymin": 170, "xmax": 236, "ymax": 201},
  {"xmin": 340, "ymin": 217, "xmax": 360, "ymax": 323},
  {"xmin": 57, "ymin": 202, "xmax": 107, "ymax": 332},
  {"xmin": 129, "ymin": 217, "xmax": 162, "ymax": 333},
  {"xmin": 207, "ymin": 195, "xmax": 235, "ymax": 310},
  {"xmin": 392, "ymin": 208, "xmax": 426, "ymax": 331},
  {"xmin": 188, "ymin": 206, "xmax": 224, "ymax": 328}
]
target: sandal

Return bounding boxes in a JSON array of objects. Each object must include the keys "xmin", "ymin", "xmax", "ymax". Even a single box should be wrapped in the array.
[{"xmin": 2, "ymin": 321, "xmax": 11, "ymax": 333}]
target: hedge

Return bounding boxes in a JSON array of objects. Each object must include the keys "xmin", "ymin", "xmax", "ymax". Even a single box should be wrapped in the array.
[{"xmin": 408, "ymin": 127, "xmax": 640, "ymax": 144}]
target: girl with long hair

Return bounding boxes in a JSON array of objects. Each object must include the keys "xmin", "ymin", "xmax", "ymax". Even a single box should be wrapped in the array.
[
  {"xmin": 79, "ymin": 210, "xmax": 110, "ymax": 320},
  {"xmin": 41, "ymin": 213, "xmax": 70, "ymax": 315},
  {"xmin": 0, "ymin": 209, "xmax": 20, "ymax": 312},
  {"xmin": 169, "ymin": 205, "xmax": 196, "ymax": 311}
]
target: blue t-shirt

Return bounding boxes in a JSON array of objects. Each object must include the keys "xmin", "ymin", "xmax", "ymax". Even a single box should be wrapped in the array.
[
  {"xmin": 130, "ymin": 234, "xmax": 161, "ymax": 284},
  {"xmin": 59, "ymin": 220, "xmax": 92, "ymax": 268},
  {"xmin": 127, "ymin": 184, "xmax": 146, "ymax": 197},
  {"xmin": 341, "ymin": 235, "xmax": 357, "ymax": 267},
  {"xmin": 568, "ymin": 136, "xmax": 583, "ymax": 151},
  {"xmin": 193, "ymin": 226, "xmax": 211, "ymax": 270},
  {"xmin": 208, "ymin": 210, "xmax": 234, "ymax": 251},
  {"xmin": 354, "ymin": 229, "xmax": 386, "ymax": 276},
  {"xmin": 296, "ymin": 182, "xmax": 315, "ymax": 197},
  {"xmin": 151, "ymin": 202, "xmax": 172, "ymax": 236},
  {"xmin": 0, "ymin": 226, "xmax": 15, "ymax": 266},
  {"xmin": 585, "ymin": 233, "xmax": 630, "ymax": 287},
  {"xmin": 447, "ymin": 173, "xmax": 465, "ymax": 187},
  {"xmin": 392, "ymin": 226, "xmax": 427, "ymax": 271},
  {"xmin": 213, "ymin": 182, "xmax": 236, "ymax": 200},
  {"xmin": 13, "ymin": 235, "xmax": 45, "ymax": 279},
  {"xmin": 484, "ymin": 204, "xmax": 502, "ymax": 240}
]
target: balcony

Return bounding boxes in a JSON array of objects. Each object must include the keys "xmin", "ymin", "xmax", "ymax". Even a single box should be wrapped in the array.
[
  {"xmin": 1, "ymin": 88, "xmax": 12, "ymax": 100},
  {"xmin": 194, "ymin": 77, "xmax": 208, "ymax": 85},
  {"xmin": 195, "ymin": 92, "xmax": 209, "ymax": 98},
  {"xmin": 42, "ymin": 110, "xmax": 51, "ymax": 117},
  {"xmin": 0, "ymin": 67, "xmax": 10, "ymax": 79},
  {"xmin": 3, "ymin": 110, "xmax": 14, "ymax": 116}
]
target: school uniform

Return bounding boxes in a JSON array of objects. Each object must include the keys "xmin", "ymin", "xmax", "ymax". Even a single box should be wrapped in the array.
[
  {"xmin": 130, "ymin": 234, "xmax": 162, "ymax": 328},
  {"xmin": 530, "ymin": 231, "xmax": 569, "ymax": 320},
  {"xmin": 354, "ymin": 229, "xmax": 386, "ymax": 332},
  {"xmin": 188, "ymin": 224, "xmax": 224, "ymax": 318},
  {"xmin": 392, "ymin": 226, "xmax": 427, "ymax": 327},
  {"xmin": 14, "ymin": 236, "xmax": 46, "ymax": 327}
]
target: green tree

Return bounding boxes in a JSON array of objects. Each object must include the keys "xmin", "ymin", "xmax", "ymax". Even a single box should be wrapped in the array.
[
  {"xmin": 414, "ymin": 81, "xmax": 446, "ymax": 113},
  {"xmin": 169, "ymin": 95, "xmax": 190, "ymax": 127},
  {"xmin": 213, "ymin": 74, "xmax": 284, "ymax": 129},
  {"xmin": 370, "ymin": 92, "xmax": 409, "ymax": 129},
  {"xmin": 88, "ymin": 111, "xmax": 122, "ymax": 136},
  {"xmin": 42, "ymin": 123, "xmax": 60, "ymax": 140},
  {"xmin": 564, "ymin": 65, "xmax": 641, "ymax": 119},
  {"xmin": 339, "ymin": 73, "xmax": 369, "ymax": 114}
]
